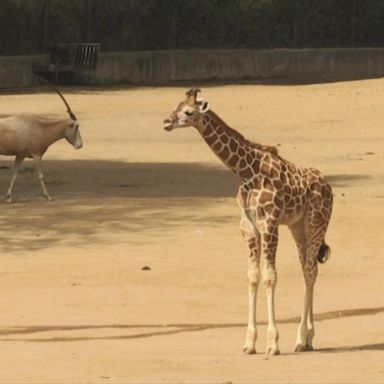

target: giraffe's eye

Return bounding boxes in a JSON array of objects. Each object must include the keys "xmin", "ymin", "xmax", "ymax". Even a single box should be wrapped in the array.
[{"xmin": 185, "ymin": 110, "xmax": 194, "ymax": 117}]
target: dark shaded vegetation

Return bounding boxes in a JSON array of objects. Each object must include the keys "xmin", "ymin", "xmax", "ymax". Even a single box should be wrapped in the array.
[{"xmin": 1, "ymin": 0, "xmax": 384, "ymax": 55}]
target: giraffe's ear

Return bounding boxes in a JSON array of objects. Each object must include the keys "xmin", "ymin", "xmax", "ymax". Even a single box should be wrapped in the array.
[{"xmin": 198, "ymin": 100, "xmax": 210, "ymax": 113}]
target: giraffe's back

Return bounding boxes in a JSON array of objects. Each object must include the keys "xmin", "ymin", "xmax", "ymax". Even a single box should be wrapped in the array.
[{"xmin": 278, "ymin": 162, "xmax": 332, "ymax": 224}]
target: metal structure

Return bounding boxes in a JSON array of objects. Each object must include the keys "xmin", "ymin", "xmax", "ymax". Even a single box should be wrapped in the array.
[{"xmin": 33, "ymin": 43, "xmax": 100, "ymax": 84}]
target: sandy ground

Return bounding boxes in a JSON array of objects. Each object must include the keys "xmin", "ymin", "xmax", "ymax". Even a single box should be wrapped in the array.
[{"xmin": 0, "ymin": 80, "xmax": 383, "ymax": 384}]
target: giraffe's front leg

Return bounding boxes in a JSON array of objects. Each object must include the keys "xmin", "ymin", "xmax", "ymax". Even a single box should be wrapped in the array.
[
  {"xmin": 260, "ymin": 225, "xmax": 280, "ymax": 356},
  {"xmin": 240, "ymin": 216, "xmax": 261, "ymax": 355},
  {"xmin": 244, "ymin": 256, "xmax": 260, "ymax": 354},
  {"xmin": 263, "ymin": 263, "xmax": 280, "ymax": 356}
]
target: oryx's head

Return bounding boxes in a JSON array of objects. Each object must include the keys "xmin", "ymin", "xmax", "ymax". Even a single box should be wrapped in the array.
[
  {"xmin": 163, "ymin": 88, "xmax": 210, "ymax": 131},
  {"xmin": 65, "ymin": 118, "xmax": 82, "ymax": 149},
  {"xmin": 34, "ymin": 74, "xmax": 83, "ymax": 150}
]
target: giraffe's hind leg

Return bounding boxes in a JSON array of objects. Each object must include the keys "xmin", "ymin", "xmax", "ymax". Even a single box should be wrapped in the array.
[
  {"xmin": 289, "ymin": 219, "xmax": 315, "ymax": 352},
  {"xmin": 291, "ymin": 185, "xmax": 332, "ymax": 352}
]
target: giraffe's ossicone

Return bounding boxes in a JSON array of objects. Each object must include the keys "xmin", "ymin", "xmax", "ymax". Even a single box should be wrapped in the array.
[{"xmin": 164, "ymin": 88, "xmax": 333, "ymax": 355}]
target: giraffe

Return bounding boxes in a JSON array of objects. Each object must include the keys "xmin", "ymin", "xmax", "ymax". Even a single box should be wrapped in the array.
[{"xmin": 163, "ymin": 88, "xmax": 333, "ymax": 355}]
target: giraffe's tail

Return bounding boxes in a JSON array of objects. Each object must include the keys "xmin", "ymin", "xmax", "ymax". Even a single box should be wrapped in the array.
[{"xmin": 317, "ymin": 243, "xmax": 331, "ymax": 264}]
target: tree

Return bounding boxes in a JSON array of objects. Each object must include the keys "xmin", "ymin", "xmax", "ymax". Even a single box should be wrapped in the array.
[{"xmin": 0, "ymin": 0, "xmax": 383, "ymax": 55}]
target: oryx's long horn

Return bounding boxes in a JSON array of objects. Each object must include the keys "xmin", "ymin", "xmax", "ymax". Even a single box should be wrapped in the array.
[
  {"xmin": 34, "ymin": 74, "xmax": 77, "ymax": 121},
  {"xmin": 185, "ymin": 88, "xmax": 201, "ymax": 105}
]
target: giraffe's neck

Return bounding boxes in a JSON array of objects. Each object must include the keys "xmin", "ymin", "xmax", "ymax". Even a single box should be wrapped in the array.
[{"xmin": 194, "ymin": 110, "xmax": 263, "ymax": 180}]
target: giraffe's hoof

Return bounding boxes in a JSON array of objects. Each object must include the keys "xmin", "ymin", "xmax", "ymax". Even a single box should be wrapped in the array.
[
  {"xmin": 266, "ymin": 347, "xmax": 280, "ymax": 356},
  {"xmin": 45, "ymin": 195, "xmax": 53, "ymax": 202},
  {"xmin": 243, "ymin": 347, "xmax": 256, "ymax": 355},
  {"xmin": 294, "ymin": 344, "xmax": 313, "ymax": 352}
]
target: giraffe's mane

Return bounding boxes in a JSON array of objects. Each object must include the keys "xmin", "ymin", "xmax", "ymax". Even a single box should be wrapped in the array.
[{"xmin": 208, "ymin": 110, "xmax": 279, "ymax": 155}]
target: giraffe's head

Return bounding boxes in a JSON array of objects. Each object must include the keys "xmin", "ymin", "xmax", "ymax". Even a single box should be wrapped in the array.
[{"xmin": 163, "ymin": 88, "xmax": 210, "ymax": 131}]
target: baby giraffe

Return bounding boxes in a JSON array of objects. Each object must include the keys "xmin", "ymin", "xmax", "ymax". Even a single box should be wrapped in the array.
[{"xmin": 163, "ymin": 89, "xmax": 333, "ymax": 356}]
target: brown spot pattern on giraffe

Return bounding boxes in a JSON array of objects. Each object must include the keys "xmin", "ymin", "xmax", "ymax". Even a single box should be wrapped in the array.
[
  {"xmin": 203, "ymin": 124, "xmax": 212, "ymax": 135},
  {"xmin": 228, "ymin": 155, "xmax": 239, "ymax": 167},
  {"xmin": 230, "ymin": 140, "xmax": 238, "ymax": 152},
  {"xmin": 219, "ymin": 146, "xmax": 230, "ymax": 159},
  {"xmin": 205, "ymin": 134, "xmax": 217, "ymax": 145},
  {"xmin": 213, "ymin": 141, "xmax": 222, "ymax": 152},
  {"xmin": 221, "ymin": 135, "xmax": 229, "ymax": 144}
]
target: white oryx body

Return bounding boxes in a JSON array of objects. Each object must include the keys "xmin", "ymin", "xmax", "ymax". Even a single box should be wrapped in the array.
[{"xmin": 0, "ymin": 113, "xmax": 82, "ymax": 202}]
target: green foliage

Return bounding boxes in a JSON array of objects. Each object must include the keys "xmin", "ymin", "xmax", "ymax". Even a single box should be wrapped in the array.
[{"xmin": 0, "ymin": 0, "xmax": 383, "ymax": 55}]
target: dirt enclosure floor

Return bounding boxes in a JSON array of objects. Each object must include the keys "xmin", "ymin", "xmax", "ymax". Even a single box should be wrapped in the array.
[{"xmin": 0, "ymin": 79, "xmax": 383, "ymax": 383}]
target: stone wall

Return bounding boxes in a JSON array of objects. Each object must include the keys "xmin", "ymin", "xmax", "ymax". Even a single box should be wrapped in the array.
[
  {"xmin": 0, "ymin": 55, "xmax": 48, "ymax": 88},
  {"xmin": 1, "ymin": 48, "xmax": 384, "ymax": 88},
  {"xmin": 95, "ymin": 48, "xmax": 384, "ymax": 84}
]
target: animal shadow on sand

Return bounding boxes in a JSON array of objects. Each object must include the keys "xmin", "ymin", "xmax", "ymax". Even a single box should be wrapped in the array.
[
  {"xmin": 0, "ymin": 306, "xmax": 383, "ymax": 354},
  {"xmin": 0, "ymin": 160, "xmax": 239, "ymax": 251},
  {"xmin": 0, "ymin": 161, "xmax": 376, "ymax": 251}
]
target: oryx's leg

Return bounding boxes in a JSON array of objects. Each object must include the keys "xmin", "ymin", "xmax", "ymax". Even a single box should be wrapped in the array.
[
  {"xmin": 6, "ymin": 155, "xmax": 24, "ymax": 203},
  {"xmin": 33, "ymin": 155, "xmax": 52, "ymax": 201}
]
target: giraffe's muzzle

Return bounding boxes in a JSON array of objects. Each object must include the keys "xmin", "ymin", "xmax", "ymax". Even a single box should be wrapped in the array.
[{"xmin": 163, "ymin": 119, "xmax": 174, "ymax": 131}]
